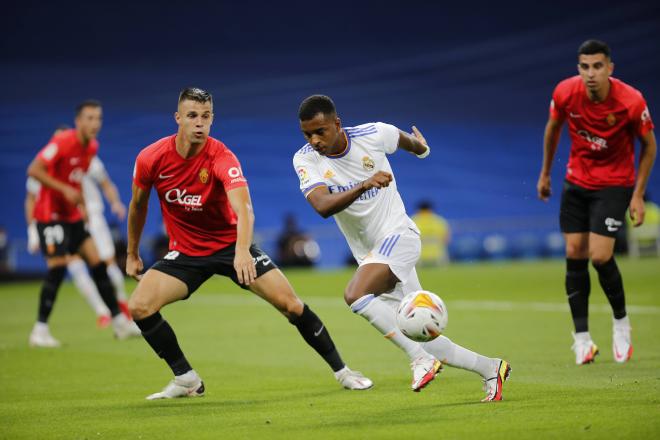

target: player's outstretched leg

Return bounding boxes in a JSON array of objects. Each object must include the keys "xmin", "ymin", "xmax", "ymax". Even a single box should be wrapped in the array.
[
  {"xmin": 67, "ymin": 258, "xmax": 111, "ymax": 327},
  {"xmin": 29, "ymin": 264, "xmax": 67, "ymax": 348},
  {"xmin": 129, "ymin": 270, "xmax": 204, "ymax": 400},
  {"xmin": 250, "ymin": 269, "xmax": 373, "ymax": 390},
  {"xmin": 350, "ymin": 294, "xmax": 440, "ymax": 391},
  {"xmin": 565, "ymin": 258, "xmax": 599, "ymax": 364},
  {"xmin": 593, "ymin": 257, "xmax": 632, "ymax": 363},
  {"xmin": 106, "ymin": 261, "xmax": 131, "ymax": 319},
  {"xmin": 422, "ymin": 336, "xmax": 511, "ymax": 402},
  {"xmin": 89, "ymin": 262, "xmax": 140, "ymax": 339}
]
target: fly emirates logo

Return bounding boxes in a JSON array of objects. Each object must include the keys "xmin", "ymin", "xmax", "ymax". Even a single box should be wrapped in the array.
[{"xmin": 165, "ymin": 188, "xmax": 203, "ymax": 211}]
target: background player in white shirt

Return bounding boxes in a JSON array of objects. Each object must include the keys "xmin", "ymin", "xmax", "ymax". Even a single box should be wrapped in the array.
[
  {"xmin": 26, "ymin": 153, "xmax": 131, "ymax": 327},
  {"xmin": 294, "ymin": 95, "xmax": 510, "ymax": 401}
]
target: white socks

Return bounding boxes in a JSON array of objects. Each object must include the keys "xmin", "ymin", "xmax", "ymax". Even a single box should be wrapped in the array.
[
  {"xmin": 107, "ymin": 263, "xmax": 128, "ymax": 302},
  {"xmin": 422, "ymin": 336, "xmax": 497, "ymax": 379},
  {"xmin": 350, "ymin": 294, "xmax": 427, "ymax": 360},
  {"xmin": 67, "ymin": 259, "xmax": 109, "ymax": 317}
]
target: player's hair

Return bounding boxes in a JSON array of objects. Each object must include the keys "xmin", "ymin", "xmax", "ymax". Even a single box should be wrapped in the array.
[
  {"xmin": 298, "ymin": 95, "xmax": 336, "ymax": 121},
  {"xmin": 178, "ymin": 87, "xmax": 213, "ymax": 105},
  {"xmin": 75, "ymin": 99, "xmax": 102, "ymax": 116},
  {"xmin": 578, "ymin": 39, "xmax": 611, "ymax": 59}
]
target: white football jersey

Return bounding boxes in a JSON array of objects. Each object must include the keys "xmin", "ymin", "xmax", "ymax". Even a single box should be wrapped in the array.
[
  {"xmin": 82, "ymin": 156, "xmax": 107, "ymax": 214},
  {"xmin": 293, "ymin": 122, "xmax": 418, "ymax": 261}
]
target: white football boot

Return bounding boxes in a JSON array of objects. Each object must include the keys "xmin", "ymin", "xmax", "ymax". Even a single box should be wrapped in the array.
[
  {"xmin": 146, "ymin": 371, "xmax": 205, "ymax": 400},
  {"xmin": 571, "ymin": 332, "xmax": 599, "ymax": 365},
  {"xmin": 112, "ymin": 314, "xmax": 142, "ymax": 340},
  {"xmin": 482, "ymin": 359, "xmax": 511, "ymax": 402},
  {"xmin": 410, "ymin": 354, "xmax": 442, "ymax": 392},
  {"xmin": 334, "ymin": 367, "xmax": 374, "ymax": 390},
  {"xmin": 28, "ymin": 322, "xmax": 61, "ymax": 348},
  {"xmin": 612, "ymin": 317, "xmax": 633, "ymax": 363}
]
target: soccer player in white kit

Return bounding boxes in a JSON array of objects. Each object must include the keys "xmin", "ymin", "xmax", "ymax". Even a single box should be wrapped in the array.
[
  {"xmin": 26, "ymin": 155, "xmax": 131, "ymax": 327},
  {"xmin": 293, "ymin": 95, "xmax": 511, "ymax": 401}
]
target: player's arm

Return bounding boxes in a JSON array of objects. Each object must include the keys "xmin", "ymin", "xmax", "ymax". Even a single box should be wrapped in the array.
[
  {"xmin": 537, "ymin": 116, "xmax": 564, "ymax": 201},
  {"xmin": 227, "ymin": 186, "xmax": 257, "ymax": 286},
  {"xmin": 397, "ymin": 126, "xmax": 430, "ymax": 158},
  {"xmin": 24, "ymin": 190, "xmax": 40, "ymax": 254},
  {"xmin": 27, "ymin": 157, "xmax": 82, "ymax": 205},
  {"xmin": 99, "ymin": 177, "xmax": 127, "ymax": 220},
  {"xmin": 629, "ymin": 130, "xmax": 657, "ymax": 226},
  {"xmin": 306, "ymin": 171, "xmax": 393, "ymax": 218},
  {"xmin": 126, "ymin": 183, "xmax": 150, "ymax": 280},
  {"xmin": 24, "ymin": 192, "xmax": 35, "ymax": 225}
]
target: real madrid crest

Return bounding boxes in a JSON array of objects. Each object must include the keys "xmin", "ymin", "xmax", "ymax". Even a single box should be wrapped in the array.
[
  {"xmin": 362, "ymin": 156, "xmax": 375, "ymax": 171},
  {"xmin": 606, "ymin": 113, "xmax": 616, "ymax": 126},
  {"xmin": 199, "ymin": 167, "xmax": 209, "ymax": 184}
]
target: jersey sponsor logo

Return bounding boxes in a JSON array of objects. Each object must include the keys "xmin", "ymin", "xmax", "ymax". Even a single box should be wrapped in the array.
[
  {"xmin": 227, "ymin": 166, "xmax": 246, "ymax": 184},
  {"xmin": 42, "ymin": 143, "xmax": 58, "ymax": 161},
  {"xmin": 605, "ymin": 217, "xmax": 622, "ymax": 232},
  {"xmin": 323, "ymin": 169, "xmax": 335, "ymax": 179},
  {"xmin": 159, "ymin": 173, "xmax": 174, "ymax": 179},
  {"xmin": 199, "ymin": 168, "xmax": 209, "ymax": 184},
  {"xmin": 69, "ymin": 157, "xmax": 80, "ymax": 165},
  {"xmin": 577, "ymin": 130, "xmax": 608, "ymax": 151},
  {"xmin": 68, "ymin": 167, "xmax": 85, "ymax": 183},
  {"xmin": 362, "ymin": 156, "xmax": 375, "ymax": 171},
  {"xmin": 569, "ymin": 112, "xmax": 583, "ymax": 118},
  {"xmin": 165, "ymin": 188, "xmax": 203, "ymax": 210},
  {"xmin": 163, "ymin": 250, "xmax": 180, "ymax": 260},
  {"xmin": 606, "ymin": 113, "xmax": 617, "ymax": 126},
  {"xmin": 297, "ymin": 167, "xmax": 310, "ymax": 186},
  {"xmin": 328, "ymin": 181, "xmax": 380, "ymax": 201}
]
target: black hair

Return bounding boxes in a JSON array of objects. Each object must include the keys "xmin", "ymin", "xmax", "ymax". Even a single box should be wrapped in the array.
[
  {"xmin": 75, "ymin": 99, "xmax": 102, "ymax": 116},
  {"xmin": 417, "ymin": 200, "xmax": 433, "ymax": 211},
  {"xmin": 578, "ymin": 39, "xmax": 611, "ymax": 59},
  {"xmin": 178, "ymin": 87, "xmax": 213, "ymax": 105},
  {"xmin": 298, "ymin": 95, "xmax": 336, "ymax": 121}
]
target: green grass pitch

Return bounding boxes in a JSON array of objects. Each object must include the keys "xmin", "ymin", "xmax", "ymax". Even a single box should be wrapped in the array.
[{"xmin": 1, "ymin": 258, "xmax": 659, "ymax": 439}]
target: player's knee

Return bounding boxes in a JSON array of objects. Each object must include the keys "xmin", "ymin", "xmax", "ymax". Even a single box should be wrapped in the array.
[
  {"xmin": 128, "ymin": 296, "xmax": 157, "ymax": 320},
  {"xmin": 590, "ymin": 252, "xmax": 612, "ymax": 266},
  {"xmin": 344, "ymin": 286, "xmax": 364, "ymax": 306},
  {"xmin": 282, "ymin": 298, "xmax": 304, "ymax": 319},
  {"xmin": 565, "ymin": 242, "xmax": 588, "ymax": 259}
]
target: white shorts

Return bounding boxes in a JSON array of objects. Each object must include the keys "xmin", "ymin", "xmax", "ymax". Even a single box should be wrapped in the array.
[
  {"xmin": 359, "ymin": 227, "xmax": 422, "ymax": 287},
  {"xmin": 87, "ymin": 212, "xmax": 115, "ymax": 261}
]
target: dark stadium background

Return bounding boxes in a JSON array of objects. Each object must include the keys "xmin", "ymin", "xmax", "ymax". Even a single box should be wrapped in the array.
[{"xmin": 2, "ymin": 0, "xmax": 659, "ymax": 270}]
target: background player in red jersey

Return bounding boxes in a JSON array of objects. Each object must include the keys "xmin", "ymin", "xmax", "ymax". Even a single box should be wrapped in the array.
[
  {"xmin": 26, "ymin": 101, "xmax": 140, "ymax": 347},
  {"xmin": 126, "ymin": 88, "xmax": 372, "ymax": 400},
  {"xmin": 537, "ymin": 40, "xmax": 657, "ymax": 365}
]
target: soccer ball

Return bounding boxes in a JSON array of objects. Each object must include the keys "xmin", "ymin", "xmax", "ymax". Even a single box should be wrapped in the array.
[{"xmin": 396, "ymin": 290, "xmax": 448, "ymax": 342}]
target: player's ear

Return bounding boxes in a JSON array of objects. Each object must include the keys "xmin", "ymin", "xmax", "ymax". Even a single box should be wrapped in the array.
[
  {"xmin": 174, "ymin": 111, "xmax": 180, "ymax": 125},
  {"xmin": 609, "ymin": 62, "xmax": 614, "ymax": 75},
  {"xmin": 335, "ymin": 116, "xmax": 341, "ymax": 130}
]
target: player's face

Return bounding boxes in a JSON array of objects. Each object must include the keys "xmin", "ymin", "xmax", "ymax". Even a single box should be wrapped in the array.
[
  {"xmin": 300, "ymin": 113, "xmax": 342, "ymax": 156},
  {"xmin": 75, "ymin": 106, "xmax": 103, "ymax": 141},
  {"xmin": 175, "ymin": 99, "xmax": 214, "ymax": 144},
  {"xmin": 577, "ymin": 53, "xmax": 613, "ymax": 94}
]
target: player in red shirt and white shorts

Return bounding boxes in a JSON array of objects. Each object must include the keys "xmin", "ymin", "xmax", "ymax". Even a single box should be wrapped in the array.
[
  {"xmin": 537, "ymin": 40, "xmax": 657, "ymax": 365},
  {"xmin": 26, "ymin": 101, "xmax": 140, "ymax": 347},
  {"xmin": 126, "ymin": 88, "xmax": 372, "ymax": 400}
]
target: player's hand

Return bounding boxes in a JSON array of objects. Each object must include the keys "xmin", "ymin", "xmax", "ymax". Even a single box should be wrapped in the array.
[
  {"xmin": 111, "ymin": 201, "xmax": 127, "ymax": 221},
  {"xmin": 126, "ymin": 253, "xmax": 144, "ymax": 281},
  {"xmin": 62, "ymin": 186, "xmax": 83, "ymax": 205},
  {"xmin": 234, "ymin": 247, "xmax": 257, "ymax": 286},
  {"xmin": 629, "ymin": 194, "xmax": 646, "ymax": 227},
  {"xmin": 27, "ymin": 223, "xmax": 39, "ymax": 254},
  {"xmin": 411, "ymin": 126, "xmax": 430, "ymax": 158},
  {"xmin": 537, "ymin": 174, "xmax": 552, "ymax": 201},
  {"xmin": 363, "ymin": 171, "xmax": 393, "ymax": 190}
]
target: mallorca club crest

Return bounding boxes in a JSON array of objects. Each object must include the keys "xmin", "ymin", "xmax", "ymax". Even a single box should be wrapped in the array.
[
  {"xmin": 362, "ymin": 156, "xmax": 375, "ymax": 171},
  {"xmin": 199, "ymin": 168, "xmax": 209, "ymax": 184},
  {"xmin": 606, "ymin": 113, "xmax": 617, "ymax": 126}
]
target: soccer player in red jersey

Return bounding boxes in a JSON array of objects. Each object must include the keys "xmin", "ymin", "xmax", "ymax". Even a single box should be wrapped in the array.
[
  {"xmin": 26, "ymin": 101, "xmax": 140, "ymax": 347},
  {"xmin": 126, "ymin": 88, "xmax": 372, "ymax": 400},
  {"xmin": 537, "ymin": 40, "xmax": 656, "ymax": 365}
]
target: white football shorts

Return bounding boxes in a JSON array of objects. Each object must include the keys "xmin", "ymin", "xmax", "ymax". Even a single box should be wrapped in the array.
[{"xmin": 87, "ymin": 212, "xmax": 115, "ymax": 261}]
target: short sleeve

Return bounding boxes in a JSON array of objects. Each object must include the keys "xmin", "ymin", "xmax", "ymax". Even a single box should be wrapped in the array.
[
  {"xmin": 37, "ymin": 141, "xmax": 61, "ymax": 165},
  {"xmin": 133, "ymin": 149, "xmax": 154, "ymax": 190},
  {"xmin": 213, "ymin": 150, "xmax": 248, "ymax": 191},
  {"xmin": 292, "ymin": 150, "xmax": 325, "ymax": 197},
  {"xmin": 87, "ymin": 157, "xmax": 108, "ymax": 184},
  {"xmin": 549, "ymin": 85, "xmax": 566, "ymax": 121},
  {"xmin": 375, "ymin": 122, "xmax": 400, "ymax": 154},
  {"xmin": 632, "ymin": 98, "xmax": 654, "ymax": 138}
]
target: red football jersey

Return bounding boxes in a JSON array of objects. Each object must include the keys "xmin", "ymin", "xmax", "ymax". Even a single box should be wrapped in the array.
[
  {"xmin": 549, "ymin": 76, "xmax": 654, "ymax": 189},
  {"xmin": 133, "ymin": 135, "xmax": 248, "ymax": 256},
  {"xmin": 33, "ymin": 129, "xmax": 98, "ymax": 223}
]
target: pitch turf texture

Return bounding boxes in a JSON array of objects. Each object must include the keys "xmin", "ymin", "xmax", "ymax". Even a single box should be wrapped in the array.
[{"xmin": 1, "ymin": 258, "xmax": 659, "ymax": 439}]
